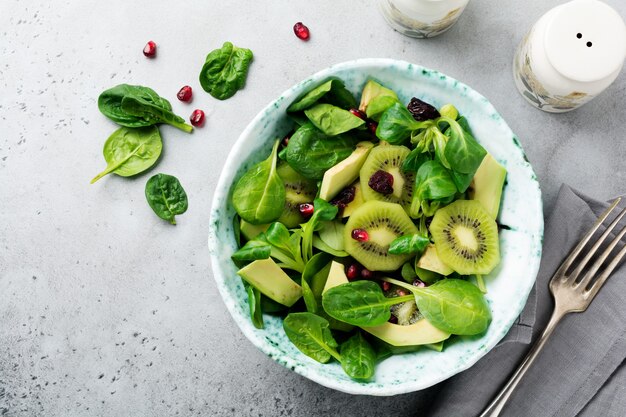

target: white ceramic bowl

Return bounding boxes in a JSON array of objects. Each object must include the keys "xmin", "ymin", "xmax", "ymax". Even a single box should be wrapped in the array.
[{"xmin": 208, "ymin": 59, "xmax": 543, "ymax": 395}]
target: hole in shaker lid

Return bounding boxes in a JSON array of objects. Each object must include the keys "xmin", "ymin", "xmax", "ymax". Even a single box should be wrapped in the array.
[
  {"xmin": 587, "ymin": 41, "xmax": 593, "ymax": 47},
  {"xmin": 577, "ymin": 33, "xmax": 582, "ymax": 39}
]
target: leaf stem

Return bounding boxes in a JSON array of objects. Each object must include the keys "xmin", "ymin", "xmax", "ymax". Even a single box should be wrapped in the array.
[
  {"xmin": 168, "ymin": 120, "xmax": 194, "ymax": 133},
  {"xmin": 382, "ymin": 277, "xmax": 423, "ymax": 295}
]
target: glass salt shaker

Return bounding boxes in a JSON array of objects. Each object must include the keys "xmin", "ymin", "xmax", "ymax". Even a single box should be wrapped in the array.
[
  {"xmin": 379, "ymin": 0, "xmax": 470, "ymax": 38},
  {"xmin": 513, "ymin": 0, "xmax": 626, "ymax": 113}
]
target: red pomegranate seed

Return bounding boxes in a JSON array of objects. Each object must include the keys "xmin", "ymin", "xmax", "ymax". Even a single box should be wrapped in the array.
[
  {"xmin": 413, "ymin": 278, "xmax": 426, "ymax": 287},
  {"xmin": 177, "ymin": 86, "xmax": 192, "ymax": 102},
  {"xmin": 293, "ymin": 22, "xmax": 310, "ymax": 41},
  {"xmin": 143, "ymin": 41, "xmax": 157, "ymax": 57},
  {"xmin": 382, "ymin": 281, "xmax": 391, "ymax": 292},
  {"xmin": 189, "ymin": 109, "xmax": 205, "ymax": 127},
  {"xmin": 351, "ymin": 229, "xmax": 369, "ymax": 242},
  {"xmin": 349, "ymin": 108, "xmax": 367, "ymax": 120},
  {"xmin": 298, "ymin": 203, "xmax": 314, "ymax": 218},
  {"xmin": 368, "ymin": 170, "xmax": 394, "ymax": 195},
  {"xmin": 397, "ymin": 289, "xmax": 408, "ymax": 296},
  {"xmin": 361, "ymin": 268, "xmax": 375, "ymax": 279},
  {"xmin": 388, "ymin": 315, "xmax": 398, "ymax": 324},
  {"xmin": 346, "ymin": 264, "xmax": 360, "ymax": 281},
  {"xmin": 367, "ymin": 120, "xmax": 378, "ymax": 135}
]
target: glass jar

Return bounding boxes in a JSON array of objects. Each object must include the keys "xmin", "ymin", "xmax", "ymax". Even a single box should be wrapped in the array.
[{"xmin": 379, "ymin": 0, "xmax": 470, "ymax": 38}]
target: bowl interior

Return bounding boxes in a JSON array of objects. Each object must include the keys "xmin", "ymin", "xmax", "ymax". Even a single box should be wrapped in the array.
[{"xmin": 208, "ymin": 59, "xmax": 543, "ymax": 396}]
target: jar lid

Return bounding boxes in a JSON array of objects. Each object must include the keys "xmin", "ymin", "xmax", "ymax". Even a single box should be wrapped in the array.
[{"xmin": 544, "ymin": 0, "xmax": 626, "ymax": 83}]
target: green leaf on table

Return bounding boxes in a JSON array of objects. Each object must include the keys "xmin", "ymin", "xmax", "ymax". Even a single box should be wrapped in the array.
[
  {"xmin": 199, "ymin": 41, "xmax": 253, "ymax": 100},
  {"xmin": 144, "ymin": 173, "xmax": 189, "ymax": 225}
]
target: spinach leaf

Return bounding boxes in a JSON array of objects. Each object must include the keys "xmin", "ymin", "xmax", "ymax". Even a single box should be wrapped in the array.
[
  {"xmin": 415, "ymin": 160, "xmax": 457, "ymax": 201},
  {"xmin": 340, "ymin": 331, "xmax": 376, "ymax": 380},
  {"xmin": 301, "ymin": 253, "xmax": 332, "ymax": 313},
  {"xmin": 312, "ymin": 237, "xmax": 350, "ymax": 257},
  {"xmin": 98, "ymin": 84, "xmax": 193, "ymax": 133},
  {"xmin": 365, "ymin": 95, "xmax": 399, "ymax": 121},
  {"xmin": 322, "ymin": 281, "xmax": 414, "ymax": 326},
  {"xmin": 244, "ymin": 281, "xmax": 264, "ymax": 329},
  {"xmin": 283, "ymin": 312, "xmax": 341, "ymax": 363},
  {"xmin": 383, "ymin": 277, "xmax": 492, "ymax": 335},
  {"xmin": 376, "ymin": 102, "xmax": 422, "ymax": 144},
  {"xmin": 442, "ymin": 118, "xmax": 486, "ymax": 174},
  {"xmin": 231, "ymin": 240, "xmax": 271, "ymax": 262},
  {"xmin": 284, "ymin": 123, "xmax": 356, "ymax": 180},
  {"xmin": 265, "ymin": 222, "xmax": 292, "ymax": 254},
  {"xmin": 301, "ymin": 198, "xmax": 338, "ymax": 263},
  {"xmin": 91, "ymin": 126, "xmax": 162, "ymax": 183},
  {"xmin": 144, "ymin": 174, "xmax": 189, "ymax": 224},
  {"xmin": 232, "ymin": 140, "xmax": 286, "ymax": 225},
  {"xmin": 233, "ymin": 214, "xmax": 242, "ymax": 248},
  {"xmin": 304, "ymin": 104, "xmax": 365, "ymax": 136},
  {"xmin": 287, "ymin": 79, "xmax": 356, "ymax": 112},
  {"xmin": 388, "ymin": 234, "xmax": 430, "ymax": 255},
  {"xmin": 199, "ymin": 41, "xmax": 253, "ymax": 100}
]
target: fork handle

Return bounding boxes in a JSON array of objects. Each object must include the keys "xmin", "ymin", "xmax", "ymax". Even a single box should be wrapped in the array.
[{"xmin": 478, "ymin": 309, "xmax": 566, "ymax": 417}]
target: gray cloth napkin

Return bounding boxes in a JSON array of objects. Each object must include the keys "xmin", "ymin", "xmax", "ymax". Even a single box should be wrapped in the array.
[{"xmin": 423, "ymin": 184, "xmax": 626, "ymax": 417}]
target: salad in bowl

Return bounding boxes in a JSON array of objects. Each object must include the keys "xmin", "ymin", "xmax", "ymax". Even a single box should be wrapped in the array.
[{"xmin": 209, "ymin": 59, "xmax": 542, "ymax": 395}]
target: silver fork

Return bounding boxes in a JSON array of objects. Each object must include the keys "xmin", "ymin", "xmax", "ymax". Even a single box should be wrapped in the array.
[{"xmin": 479, "ymin": 198, "xmax": 626, "ymax": 417}]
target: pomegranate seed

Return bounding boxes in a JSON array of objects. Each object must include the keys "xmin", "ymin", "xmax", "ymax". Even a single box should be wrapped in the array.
[
  {"xmin": 351, "ymin": 229, "xmax": 369, "ymax": 242},
  {"xmin": 143, "ymin": 41, "xmax": 157, "ymax": 57},
  {"xmin": 413, "ymin": 279, "xmax": 426, "ymax": 288},
  {"xmin": 368, "ymin": 170, "xmax": 394, "ymax": 195},
  {"xmin": 346, "ymin": 264, "xmax": 360, "ymax": 281},
  {"xmin": 298, "ymin": 203, "xmax": 314, "ymax": 218},
  {"xmin": 189, "ymin": 109, "xmax": 205, "ymax": 127},
  {"xmin": 293, "ymin": 22, "xmax": 310, "ymax": 41},
  {"xmin": 388, "ymin": 315, "xmax": 398, "ymax": 324},
  {"xmin": 397, "ymin": 289, "xmax": 408, "ymax": 296},
  {"xmin": 177, "ymin": 86, "xmax": 193, "ymax": 102},
  {"xmin": 367, "ymin": 120, "xmax": 378, "ymax": 135},
  {"xmin": 361, "ymin": 268, "xmax": 375, "ymax": 279},
  {"xmin": 349, "ymin": 108, "xmax": 367, "ymax": 120},
  {"xmin": 382, "ymin": 281, "xmax": 391, "ymax": 292}
]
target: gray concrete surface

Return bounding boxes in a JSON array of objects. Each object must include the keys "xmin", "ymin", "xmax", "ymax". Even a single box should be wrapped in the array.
[{"xmin": 1, "ymin": 0, "xmax": 625, "ymax": 416}]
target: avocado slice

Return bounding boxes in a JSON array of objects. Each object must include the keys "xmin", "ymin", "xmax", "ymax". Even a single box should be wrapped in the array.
[
  {"xmin": 240, "ymin": 220, "xmax": 270, "ymax": 241},
  {"xmin": 469, "ymin": 154, "xmax": 507, "ymax": 220},
  {"xmin": 342, "ymin": 182, "xmax": 365, "ymax": 218},
  {"xmin": 238, "ymin": 258, "xmax": 302, "ymax": 307},
  {"xmin": 358, "ymin": 80, "xmax": 399, "ymax": 120},
  {"xmin": 363, "ymin": 320, "xmax": 450, "ymax": 347},
  {"xmin": 322, "ymin": 261, "xmax": 350, "ymax": 294},
  {"xmin": 416, "ymin": 244, "xmax": 454, "ymax": 276},
  {"xmin": 319, "ymin": 141, "xmax": 374, "ymax": 201}
]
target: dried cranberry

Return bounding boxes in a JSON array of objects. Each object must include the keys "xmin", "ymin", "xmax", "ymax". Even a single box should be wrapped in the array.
[
  {"xmin": 382, "ymin": 281, "xmax": 391, "ymax": 292},
  {"xmin": 346, "ymin": 264, "xmax": 360, "ymax": 281},
  {"xmin": 349, "ymin": 108, "xmax": 367, "ymax": 120},
  {"xmin": 293, "ymin": 22, "xmax": 310, "ymax": 41},
  {"xmin": 351, "ymin": 229, "xmax": 369, "ymax": 242},
  {"xmin": 388, "ymin": 315, "xmax": 398, "ymax": 324},
  {"xmin": 368, "ymin": 170, "xmax": 394, "ymax": 195},
  {"xmin": 189, "ymin": 109, "xmax": 205, "ymax": 126},
  {"xmin": 412, "ymin": 278, "xmax": 426, "ymax": 288},
  {"xmin": 298, "ymin": 203, "xmax": 314, "ymax": 218},
  {"xmin": 407, "ymin": 97, "xmax": 440, "ymax": 121},
  {"xmin": 330, "ymin": 186, "xmax": 356, "ymax": 213},
  {"xmin": 361, "ymin": 268, "xmax": 375, "ymax": 280},
  {"xmin": 367, "ymin": 120, "xmax": 378, "ymax": 135},
  {"xmin": 143, "ymin": 41, "xmax": 157, "ymax": 57},
  {"xmin": 177, "ymin": 86, "xmax": 192, "ymax": 102}
]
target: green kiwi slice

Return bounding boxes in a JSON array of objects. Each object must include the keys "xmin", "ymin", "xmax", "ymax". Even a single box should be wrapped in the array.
[
  {"xmin": 277, "ymin": 163, "xmax": 317, "ymax": 228},
  {"xmin": 359, "ymin": 145, "xmax": 414, "ymax": 212},
  {"xmin": 344, "ymin": 201, "xmax": 418, "ymax": 271},
  {"xmin": 429, "ymin": 200, "xmax": 500, "ymax": 275}
]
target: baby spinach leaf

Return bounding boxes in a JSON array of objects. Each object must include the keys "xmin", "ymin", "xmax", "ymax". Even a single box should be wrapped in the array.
[
  {"xmin": 301, "ymin": 198, "xmax": 339, "ymax": 263},
  {"xmin": 322, "ymin": 281, "xmax": 414, "ymax": 327},
  {"xmin": 288, "ymin": 79, "xmax": 356, "ymax": 112},
  {"xmin": 144, "ymin": 174, "xmax": 189, "ymax": 225},
  {"xmin": 442, "ymin": 118, "xmax": 486, "ymax": 174},
  {"xmin": 199, "ymin": 41, "xmax": 253, "ymax": 100},
  {"xmin": 98, "ymin": 84, "xmax": 193, "ymax": 133},
  {"xmin": 283, "ymin": 312, "xmax": 341, "ymax": 363},
  {"xmin": 284, "ymin": 123, "xmax": 356, "ymax": 180},
  {"xmin": 265, "ymin": 222, "xmax": 292, "ymax": 254},
  {"xmin": 243, "ymin": 281, "xmax": 264, "ymax": 329},
  {"xmin": 233, "ymin": 214, "xmax": 242, "ymax": 248},
  {"xmin": 301, "ymin": 253, "xmax": 332, "ymax": 313},
  {"xmin": 304, "ymin": 104, "xmax": 365, "ymax": 136},
  {"xmin": 415, "ymin": 160, "xmax": 458, "ymax": 201},
  {"xmin": 340, "ymin": 331, "xmax": 376, "ymax": 380},
  {"xmin": 383, "ymin": 277, "xmax": 492, "ymax": 335},
  {"xmin": 231, "ymin": 240, "xmax": 272, "ymax": 262},
  {"xmin": 388, "ymin": 234, "xmax": 430, "ymax": 255},
  {"xmin": 232, "ymin": 140, "xmax": 286, "ymax": 225},
  {"xmin": 376, "ymin": 102, "xmax": 422, "ymax": 144},
  {"xmin": 91, "ymin": 126, "xmax": 162, "ymax": 183}
]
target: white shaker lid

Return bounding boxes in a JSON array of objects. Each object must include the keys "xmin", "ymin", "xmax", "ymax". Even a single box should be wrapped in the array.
[{"xmin": 544, "ymin": 0, "xmax": 626, "ymax": 83}]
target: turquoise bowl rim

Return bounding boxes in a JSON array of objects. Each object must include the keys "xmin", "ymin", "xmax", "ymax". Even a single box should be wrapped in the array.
[{"xmin": 208, "ymin": 58, "xmax": 544, "ymax": 396}]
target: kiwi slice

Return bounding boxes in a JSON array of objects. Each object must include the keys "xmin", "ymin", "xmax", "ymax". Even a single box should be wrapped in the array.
[
  {"xmin": 359, "ymin": 145, "xmax": 415, "ymax": 212},
  {"xmin": 344, "ymin": 201, "xmax": 418, "ymax": 271},
  {"xmin": 277, "ymin": 163, "xmax": 317, "ymax": 228},
  {"xmin": 429, "ymin": 200, "xmax": 500, "ymax": 275}
]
